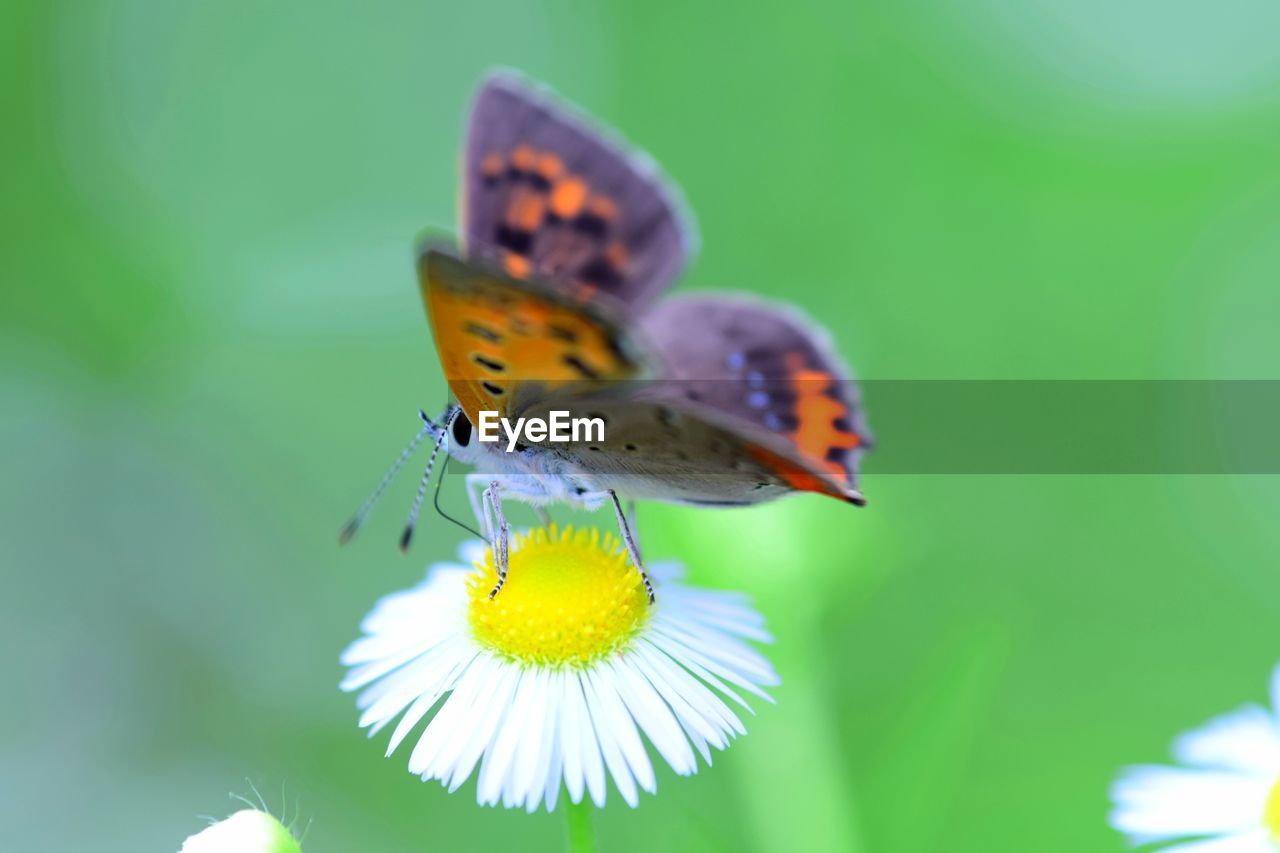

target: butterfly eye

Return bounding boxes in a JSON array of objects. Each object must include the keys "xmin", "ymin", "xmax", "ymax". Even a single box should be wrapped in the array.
[{"xmin": 452, "ymin": 412, "xmax": 473, "ymax": 448}]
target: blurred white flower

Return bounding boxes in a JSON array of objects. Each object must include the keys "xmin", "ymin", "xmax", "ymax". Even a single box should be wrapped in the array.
[
  {"xmin": 340, "ymin": 526, "xmax": 778, "ymax": 811},
  {"xmin": 1110, "ymin": 664, "xmax": 1280, "ymax": 851},
  {"xmin": 179, "ymin": 809, "xmax": 300, "ymax": 853}
]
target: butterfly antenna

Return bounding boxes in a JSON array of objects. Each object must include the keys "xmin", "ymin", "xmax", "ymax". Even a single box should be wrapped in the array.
[
  {"xmin": 399, "ymin": 426, "xmax": 450, "ymax": 553},
  {"xmin": 433, "ymin": 453, "xmax": 487, "ymax": 541},
  {"xmin": 339, "ymin": 411, "xmax": 438, "ymax": 545}
]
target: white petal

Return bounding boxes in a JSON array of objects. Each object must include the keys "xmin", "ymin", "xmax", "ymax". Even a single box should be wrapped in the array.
[
  {"xmin": 654, "ymin": 617, "xmax": 779, "ymax": 686},
  {"xmin": 581, "ymin": 669, "xmax": 639, "ymax": 807},
  {"xmin": 342, "ymin": 569, "xmax": 468, "ymax": 655},
  {"xmin": 1110, "ymin": 765, "xmax": 1270, "ymax": 842},
  {"xmin": 559, "ymin": 669, "xmax": 586, "ymax": 803},
  {"xmin": 585, "ymin": 666, "xmax": 656, "ymax": 795},
  {"xmin": 511, "ymin": 669, "xmax": 555, "ymax": 808},
  {"xmin": 563, "ymin": 671, "xmax": 607, "ymax": 806},
  {"xmin": 501, "ymin": 671, "xmax": 556, "ymax": 810},
  {"xmin": 638, "ymin": 639, "xmax": 746, "ymax": 735},
  {"xmin": 607, "ymin": 658, "xmax": 697, "ymax": 775},
  {"xmin": 577, "ymin": 681, "xmax": 608, "ymax": 807},
  {"xmin": 388, "ymin": 693, "xmax": 438, "ymax": 756},
  {"xmin": 417, "ymin": 655, "xmax": 501, "ymax": 771},
  {"xmin": 341, "ymin": 639, "xmax": 437, "ymax": 693},
  {"xmin": 543, "ymin": 741, "xmax": 564, "ymax": 812},
  {"xmin": 357, "ymin": 637, "xmax": 475, "ymax": 729},
  {"xmin": 685, "ymin": 611, "xmax": 774, "ymax": 644},
  {"xmin": 647, "ymin": 632, "xmax": 766, "ymax": 710},
  {"xmin": 540, "ymin": 669, "xmax": 567, "ymax": 812},
  {"xmin": 666, "ymin": 590, "xmax": 774, "ymax": 642},
  {"xmin": 629, "ymin": 644, "xmax": 726, "ymax": 760},
  {"xmin": 399, "ymin": 653, "xmax": 489, "ymax": 766},
  {"xmin": 477, "ymin": 668, "xmax": 539, "ymax": 806},
  {"xmin": 1174, "ymin": 704, "xmax": 1280, "ymax": 776},
  {"xmin": 446, "ymin": 661, "xmax": 522, "ymax": 791}
]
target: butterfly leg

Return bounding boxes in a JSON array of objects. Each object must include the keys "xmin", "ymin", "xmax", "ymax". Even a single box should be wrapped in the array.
[
  {"xmin": 482, "ymin": 480, "xmax": 511, "ymax": 599},
  {"xmin": 626, "ymin": 500, "xmax": 639, "ymax": 548},
  {"xmin": 465, "ymin": 473, "xmax": 492, "ymax": 542},
  {"xmin": 605, "ymin": 490, "xmax": 655, "ymax": 604},
  {"xmin": 533, "ymin": 505, "xmax": 552, "ymax": 527}
]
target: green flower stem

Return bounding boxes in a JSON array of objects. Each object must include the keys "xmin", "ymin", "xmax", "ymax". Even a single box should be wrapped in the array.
[{"xmin": 564, "ymin": 797, "xmax": 596, "ymax": 853}]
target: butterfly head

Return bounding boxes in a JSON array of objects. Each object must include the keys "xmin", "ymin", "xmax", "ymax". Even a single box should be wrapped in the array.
[
  {"xmin": 438, "ymin": 403, "xmax": 523, "ymax": 471},
  {"xmin": 442, "ymin": 406, "xmax": 492, "ymax": 472},
  {"xmin": 444, "ymin": 404, "xmax": 474, "ymax": 454}
]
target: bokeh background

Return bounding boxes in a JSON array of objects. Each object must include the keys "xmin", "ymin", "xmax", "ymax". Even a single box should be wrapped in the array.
[{"xmin": 5, "ymin": 1, "xmax": 1280, "ymax": 850}]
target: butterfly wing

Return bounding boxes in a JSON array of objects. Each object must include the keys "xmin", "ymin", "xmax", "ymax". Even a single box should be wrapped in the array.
[
  {"xmin": 418, "ymin": 246, "xmax": 648, "ymax": 423},
  {"xmin": 517, "ymin": 294, "xmax": 872, "ymax": 505},
  {"xmin": 461, "ymin": 71, "xmax": 696, "ymax": 311},
  {"xmin": 641, "ymin": 294, "xmax": 872, "ymax": 500},
  {"xmin": 518, "ymin": 397, "xmax": 801, "ymax": 505}
]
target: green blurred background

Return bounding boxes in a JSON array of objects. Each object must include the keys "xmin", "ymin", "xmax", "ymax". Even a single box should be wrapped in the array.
[{"xmin": 5, "ymin": 1, "xmax": 1280, "ymax": 850}]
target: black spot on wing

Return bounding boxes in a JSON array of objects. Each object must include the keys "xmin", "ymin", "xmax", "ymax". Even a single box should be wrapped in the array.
[
  {"xmin": 495, "ymin": 224, "xmax": 533, "ymax": 255},
  {"xmin": 562, "ymin": 354, "xmax": 600, "ymax": 380},
  {"xmin": 547, "ymin": 324, "xmax": 578, "ymax": 343},
  {"xmin": 578, "ymin": 255, "xmax": 623, "ymax": 289},
  {"xmin": 471, "ymin": 354, "xmax": 506, "ymax": 372},
  {"xmin": 574, "ymin": 213, "xmax": 608, "ymax": 239},
  {"xmin": 465, "ymin": 322, "xmax": 502, "ymax": 343}
]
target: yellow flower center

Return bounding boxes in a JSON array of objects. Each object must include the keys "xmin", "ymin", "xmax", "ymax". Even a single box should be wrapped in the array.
[
  {"xmin": 466, "ymin": 525, "xmax": 650, "ymax": 668},
  {"xmin": 1265, "ymin": 775, "xmax": 1280, "ymax": 840}
]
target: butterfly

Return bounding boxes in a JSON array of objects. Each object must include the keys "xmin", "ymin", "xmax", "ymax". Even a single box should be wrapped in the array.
[{"xmin": 343, "ymin": 71, "xmax": 872, "ymax": 602}]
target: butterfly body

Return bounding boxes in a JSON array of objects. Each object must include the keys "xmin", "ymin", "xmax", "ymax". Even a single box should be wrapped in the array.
[{"xmin": 443, "ymin": 404, "xmax": 798, "ymax": 511}]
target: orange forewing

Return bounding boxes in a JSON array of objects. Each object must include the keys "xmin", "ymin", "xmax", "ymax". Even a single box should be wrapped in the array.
[{"xmin": 418, "ymin": 248, "xmax": 642, "ymax": 423}]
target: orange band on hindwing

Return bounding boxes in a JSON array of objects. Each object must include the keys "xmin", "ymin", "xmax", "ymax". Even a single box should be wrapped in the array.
[{"xmin": 783, "ymin": 353, "xmax": 861, "ymax": 485}]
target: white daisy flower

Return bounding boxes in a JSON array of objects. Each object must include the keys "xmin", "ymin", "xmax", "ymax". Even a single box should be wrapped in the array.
[
  {"xmin": 1110, "ymin": 664, "xmax": 1280, "ymax": 851},
  {"xmin": 340, "ymin": 525, "xmax": 778, "ymax": 811}
]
